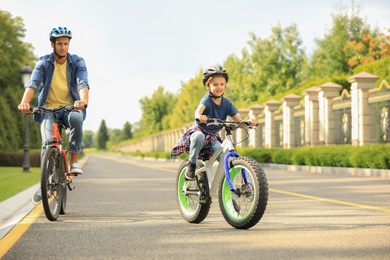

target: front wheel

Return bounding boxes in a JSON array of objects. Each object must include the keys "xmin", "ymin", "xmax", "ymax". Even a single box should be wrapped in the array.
[
  {"xmin": 41, "ymin": 148, "xmax": 63, "ymax": 221},
  {"xmin": 59, "ymin": 153, "xmax": 67, "ymax": 215},
  {"xmin": 176, "ymin": 160, "xmax": 211, "ymax": 224},
  {"xmin": 218, "ymin": 156, "xmax": 268, "ymax": 229}
]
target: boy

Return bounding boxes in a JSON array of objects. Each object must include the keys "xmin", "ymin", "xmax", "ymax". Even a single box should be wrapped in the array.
[{"xmin": 171, "ymin": 65, "xmax": 257, "ymax": 180}]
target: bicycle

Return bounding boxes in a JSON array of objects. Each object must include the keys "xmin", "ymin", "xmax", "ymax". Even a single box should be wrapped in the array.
[
  {"xmin": 176, "ymin": 118, "xmax": 268, "ymax": 229},
  {"xmin": 27, "ymin": 105, "xmax": 80, "ymax": 221}
]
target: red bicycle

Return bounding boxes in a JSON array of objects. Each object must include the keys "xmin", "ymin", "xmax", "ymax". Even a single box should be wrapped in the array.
[{"xmin": 28, "ymin": 105, "xmax": 79, "ymax": 221}]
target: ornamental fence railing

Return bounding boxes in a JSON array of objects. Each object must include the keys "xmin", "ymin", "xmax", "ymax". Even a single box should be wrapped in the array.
[{"xmin": 116, "ymin": 72, "xmax": 390, "ymax": 153}]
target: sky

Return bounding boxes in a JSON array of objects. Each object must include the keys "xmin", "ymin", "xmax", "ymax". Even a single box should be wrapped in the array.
[{"xmin": 2, "ymin": 0, "xmax": 390, "ymax": 132}]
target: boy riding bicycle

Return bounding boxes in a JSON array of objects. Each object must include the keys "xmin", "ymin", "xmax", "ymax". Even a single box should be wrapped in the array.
[{"xmin": 171, "ymin": 65, "xmax": 257, "ymax": 181}]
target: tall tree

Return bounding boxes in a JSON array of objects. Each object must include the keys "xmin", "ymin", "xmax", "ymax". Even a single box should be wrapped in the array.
[
  {"xmin": 138, "ymin": 86, "xmax": 176, "ymax": 136},
  {"xmin": 96, "ymin": 119, "xmax": 109, "ymax": 150},
  {"xmin": 120, "ymin": 121, "xmax": 133, "ymax": 141},
  {"xmin": 0, "ymin": 10, "xmax": 38, "ymax": 151},
  {"xmin": 0, "ymin": 10, "xmax": 35, "ymax": 90},
  {"xmin": 163, "ymin": 70, "xmax": 204, "ymax": 129},
  {"xmin": 344, "ymin": 30, "xmax": 390, "ymax": 69},
  {"xmin": 309, "ymin": 3, "xmax": 373, "ymax": 78},
  {"xmin": 241, "ymin": 23, "xmax": 306, "ymax": 98}
]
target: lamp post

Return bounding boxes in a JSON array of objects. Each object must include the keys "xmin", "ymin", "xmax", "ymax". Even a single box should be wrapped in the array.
[{"xmin": 20, "ymin": 64, "xmax": 33, "ymax": 172}]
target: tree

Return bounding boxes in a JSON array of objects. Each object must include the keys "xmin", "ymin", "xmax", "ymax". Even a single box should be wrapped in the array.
[
  {"xmin": 96, "ymin": 120, "xmax": 109, "ymax": 150},
  {"xmin": 82, "ymin": 130, "xmax": 94, "ymax": 148},
  {"xmin": 309, "ymin": 3, "xmax": 373, "ymax": 78},
  {"xmin": 0, "ymin": 10, "xmax": 38, "ymax": 151},
  {"xmin": 109, "ymin": 128, "xmax": 122, "ymax": 145},
  {"xmin": 0, "ymin": 10, "xmax": 35, "ymax": 90},
  {"xmin": 120, "ymin": 121, "xmax": 133, "ymax": 141},
  {"xmin": 344, "ymin": 30, "xmax": 390, "ymax": 69},
  {"xmin": 138, "ymin": 86, "xmax": 176, "ymax": 136},
  {"xmin": 163, "ymin": 70, "xmax": 204, "ymax": 129}
]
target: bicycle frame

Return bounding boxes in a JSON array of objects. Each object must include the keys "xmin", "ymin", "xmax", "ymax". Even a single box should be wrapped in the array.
[
  {"xmin": 48, "ymin": 120, "xmax": 69, "ymax": 175},
  {"xmin": 190, "ymin": 131, "xmax": 249, "ymax": 196}
]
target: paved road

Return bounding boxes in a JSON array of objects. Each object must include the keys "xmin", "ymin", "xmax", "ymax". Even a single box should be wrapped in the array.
[{"xmin": 1, "ymin": 154, "xmax": 390, "ymax": 259}]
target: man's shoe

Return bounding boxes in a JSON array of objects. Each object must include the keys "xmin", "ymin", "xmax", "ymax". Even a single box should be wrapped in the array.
[
  {"xmin": 32, "ymin": 188, "xmax": 42, "ymax": 205},
  {"xmin": 70, "ymin": 163, "xmax": 83, "ymax": 175},
  {"xmin": 185, "ymin": 162, "xmax": 196, "ymax": 181}
]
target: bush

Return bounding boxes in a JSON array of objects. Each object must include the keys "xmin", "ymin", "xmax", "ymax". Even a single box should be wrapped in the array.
[
  {"xmin": 238, "ymin": 148, "xmax": 273, "ymax": 163},
  {"xmin": 0, "ymin": 150, "xmax": 40, "ymax": 167},
  {"xmin": 123, "ymin": 144, "xmax": 390, "ymax": 170}
]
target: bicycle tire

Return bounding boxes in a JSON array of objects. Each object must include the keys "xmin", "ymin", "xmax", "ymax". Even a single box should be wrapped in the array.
[
  {"xmin": 176, "ymin": 160, "xmax": 211, "ymax": 223},
  {"xmin": 59, "ymin": 153, "xmax": 67, "ymax": 215},
  {"xmin": 41, "ymin": 148, "xmax": 63, "ymax": 221},
  {"xmin": 218, "ymin": 156, "xmax": 268, "ymax": 229}
]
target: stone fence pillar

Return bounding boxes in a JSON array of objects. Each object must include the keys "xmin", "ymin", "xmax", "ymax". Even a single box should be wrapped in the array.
[
  {"xmin": 318, "ymin": 82, "xmax": 342, "ymax": 145},
  {"xmin": 264, "ymin": 99, "xmax": 282, "ymax": 148},
  {"xmin": 303, "ymin": 86, "xmax": 320, "ymax": 145},
  {"xmin": 349, "ymin": 72, "xmax": 379, "ymax": 146},
  {"xmin": 236, "ymin": 108, "xmax": 249, "ymax": 147},
  {"xmin": 282, "ymin": 94, "xmax": 301, "ymax": 149},
  {"xmin": 249, "ymin": 104, "xmax": 264, "ymax": 147}
]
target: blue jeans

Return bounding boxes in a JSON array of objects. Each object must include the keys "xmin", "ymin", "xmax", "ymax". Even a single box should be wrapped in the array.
[
  {"xmin": 189, "ymin": 131, "xmax": 221, "ymax": 164},
  {"xmin": 40, "ymin": 110, "xmax": 85, "ymax": 155}
]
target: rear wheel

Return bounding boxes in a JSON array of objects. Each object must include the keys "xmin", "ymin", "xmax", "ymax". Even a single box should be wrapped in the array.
[
  {"xmin": 218, "ymin": 157, "xmax": 268, "ymax": 229},
  {"xmin": 176, "ymin": 160, "xmax": 211, "ymax": 223},
  {"xmin": 41, "ymin": 148, "xmax": 63, "ymax": 221}
]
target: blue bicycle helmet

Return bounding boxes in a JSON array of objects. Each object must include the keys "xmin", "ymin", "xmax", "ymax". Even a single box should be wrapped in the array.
[{"xmin": 49, "ymin": 26, "xmax": 72, "ymax": 42}]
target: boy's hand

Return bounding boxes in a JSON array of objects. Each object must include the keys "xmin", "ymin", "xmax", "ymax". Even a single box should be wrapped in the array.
[
  {"xmin": 198, "ymin": 115, "xmax": 208, "ymax": 123},
  {"xmin": 250, "ymin": 118, "xmax": 258, "ymax": 126}
]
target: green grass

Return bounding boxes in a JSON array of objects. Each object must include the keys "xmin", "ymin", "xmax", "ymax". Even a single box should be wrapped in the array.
[{"xmin": 0, "ymin": 167, "xmax": 40, "ymax": 202}]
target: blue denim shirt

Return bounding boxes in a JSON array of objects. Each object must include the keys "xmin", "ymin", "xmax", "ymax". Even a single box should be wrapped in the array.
[{"xmin": 25, "ymin": 52, "xmax": 90, "ymax": 123}]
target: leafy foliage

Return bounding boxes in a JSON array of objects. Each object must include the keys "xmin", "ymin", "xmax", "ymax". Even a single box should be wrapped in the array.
[
  {"xmin": 0, "ymin": 10, "xmax": 35, "ymax": 90},
  {"xmin": 0, "ymin": 10, "xmax": 39, "ymax": 151},
  {"xmin": 138, "ymin": 86, "xmax": 177, "ymax": 136},
  {"xmin": 344, "ymin": 31, "xmax": 390, "ymax": 68},
  {"xmin": 309, "ymin": 3, "xmax": 374, "ymax": 78}
]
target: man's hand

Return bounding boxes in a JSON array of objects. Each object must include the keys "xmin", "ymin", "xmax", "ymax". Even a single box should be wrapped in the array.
[
  {"xmin": 18, "ymin": 103, "xmax": 31, "ymax": 113},
  {"xmin": 74, "ymin": 100, "xmax": 87, "ymax": 110}
]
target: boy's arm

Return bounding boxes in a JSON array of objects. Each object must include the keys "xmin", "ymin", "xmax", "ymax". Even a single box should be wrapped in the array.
[{"xmin": 195, "ymin": 104, "xmax": 207, "ymax": 123}]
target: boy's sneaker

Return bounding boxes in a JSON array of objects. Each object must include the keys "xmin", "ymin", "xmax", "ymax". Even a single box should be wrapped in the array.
[
  {"xmin": 70, "ymin": 163, "xmax": 83, "ymax": 175},
  {"xmin": 185, "ymin": 162, "xmax": 196, "ymax": 181},
  {"xmin": 32, "ymin": 188, "xmax": 42, "ymax": 205}
]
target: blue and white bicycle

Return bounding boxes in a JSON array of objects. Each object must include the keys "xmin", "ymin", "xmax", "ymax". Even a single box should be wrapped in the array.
[{"xmin": 176, "ymin": 118, "xmax": 268, "ymax": 229}]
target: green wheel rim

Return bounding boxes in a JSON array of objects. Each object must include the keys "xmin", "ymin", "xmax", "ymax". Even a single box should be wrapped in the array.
[
  {"xmin": 221, "ymin": 166, "xmax": 256, "ymax": 220},
  {"xmin": 178, "ymin": 168, "xmax": 193, "ymax": 214}
]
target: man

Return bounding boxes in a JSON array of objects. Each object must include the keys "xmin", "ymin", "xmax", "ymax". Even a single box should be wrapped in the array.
[{"xmin": 18, "ymin": 26, "xmax": 89, "ymax": 205}]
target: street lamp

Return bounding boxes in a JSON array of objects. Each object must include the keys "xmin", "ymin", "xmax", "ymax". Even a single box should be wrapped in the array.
[{"xmin": 20, "ymin": 64, "xmax": 33, "ymax": 172}]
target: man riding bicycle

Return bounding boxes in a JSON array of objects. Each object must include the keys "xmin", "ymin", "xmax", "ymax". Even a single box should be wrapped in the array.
[{"xmin": 18, "ymin": 26, "xmax": 89, "ymax": 205}]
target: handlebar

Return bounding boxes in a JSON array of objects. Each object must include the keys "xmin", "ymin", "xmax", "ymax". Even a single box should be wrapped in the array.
[
  {"xmin": 196, "ymin": 118, "xmax": 257, "ymax": 130},
  {"xmin": 28, "ymin": 105, "xmax": 87, "ymax": 114}
]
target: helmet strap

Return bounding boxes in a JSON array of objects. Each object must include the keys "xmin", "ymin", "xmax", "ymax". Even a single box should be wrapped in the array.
[
  {"xmin": 208, "ymin": 91, "xmax": 224, "ymax": 99},
  {"xmin": 54, "ymin": 50, "xmax": 66, "ymax": 60}
]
